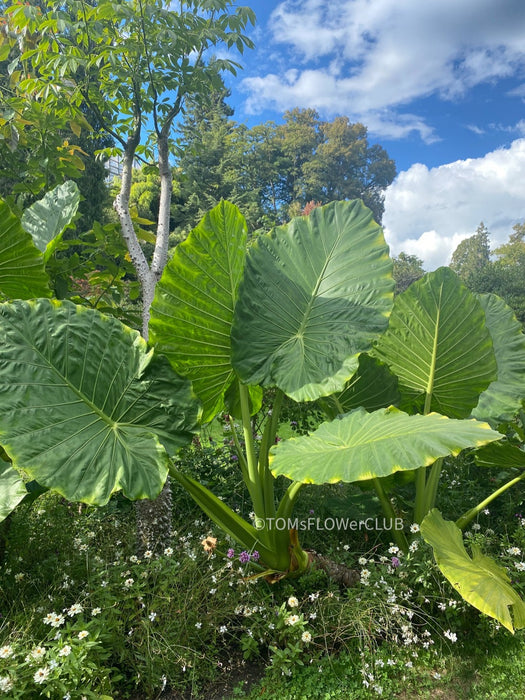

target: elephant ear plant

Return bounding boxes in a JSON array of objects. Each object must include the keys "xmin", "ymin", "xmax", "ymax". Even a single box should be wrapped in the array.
[
  {"xmin": 147, "ymin": 200, "xmax": 501, "ymax": 581},
  {"xmin": 271, "ymin": 265, "xmax": 525, "ymax": 630},
  {"xmin": 0, "ymin": 199, "xmax": 509, "ymax": 612}
]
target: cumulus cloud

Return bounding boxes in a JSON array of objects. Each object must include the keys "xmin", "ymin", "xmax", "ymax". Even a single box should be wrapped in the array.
[
  {"xmin": 383, "ymin": 139, "xmax": 525, "ymax": 269},
  {"xmin": 241, "ymin": 0, "xmax": 525, "ymax": 139}
]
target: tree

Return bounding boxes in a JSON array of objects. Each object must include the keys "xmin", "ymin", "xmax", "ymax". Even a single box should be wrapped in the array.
[
  {"xmin": 392, "ymin": 252, "xmax": 425, "ymax": 293},
  {"xmin": 450, "ymin": 222, "xmax": 491, "ymax": 289},
  {"xmin": 5, "ymin": 0, "xmax": 255, "ymax": 551},
  {"xmin": 302, "ymin": 117, "xmax": 396, "ymax": 223},
  {"xmin": 492, "ymin": 223, "xmax": 525, "ymax": 324}
]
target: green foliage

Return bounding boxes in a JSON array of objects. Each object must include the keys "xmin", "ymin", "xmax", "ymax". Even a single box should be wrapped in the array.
[{"xmin": 392, "ymin": 251, "xmax": 425, "ymax": 293}]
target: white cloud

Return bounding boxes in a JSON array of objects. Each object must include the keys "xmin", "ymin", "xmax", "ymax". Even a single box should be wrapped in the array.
[
  {"xmin": 241, "ymin": 0, "xmax": 525, "ymax": 139},
  {"xmin": 383, "ymin": 139, "xmax": 525, "ymax": 269}
]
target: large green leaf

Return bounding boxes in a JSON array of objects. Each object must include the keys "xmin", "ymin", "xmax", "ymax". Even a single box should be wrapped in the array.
[
  {"xmin": 421, "ymin": 509, "xmax": 525, "ymax": 633},
  {"xmin": 0, "ymin": 463, "xmax": 27, "ymax": 522},
  {"xmin": 472, "ymin": 293, "xmax": 525, "ymax": 424},
  {"xmin": 149, "ymin": 201, "xmax": 247, "ymax": 423},
  {"xmin": 373, "ymin": 267, "xmax": 497, "ymax": 418},
  {"xmin": 320, "ymin": 354, "xmax": 400, "ymax": 419},
  {"xmin": 21, "ymin": 181, "xmax": 80, "ymax": 262},
  {"xmin": 231, "ymin": 200, "xmax": 393, "ymax": 402},
  {"xmin": 0, "ymin": 299, "xmax": 201, "ymax": 505},
  {"xmin": 269, "ymin": 406, "xmax": 501, "ymax": 484},
  {"xmin": 0, "ymin": 200, "xmax": 51, "ymax": 299},
  {"xmin": 475, "ymin": 441, "xmax": 525, "ymax": 470}
]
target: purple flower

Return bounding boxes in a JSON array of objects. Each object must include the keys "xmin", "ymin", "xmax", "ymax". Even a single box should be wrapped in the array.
[
  {"xmin": 226, "ymin": 548, "xmax": 235, "ymax": 559},
  {"xmin": 239, "ymin": 551, "xmax": 251, "ymax": 564},
  {"xmin": 231, "ymin": 454, "xmax": 238, "ymax": 461},
  {"xmin": 391, "ymin": 556, "xmax": 400, "ymax": 568},
  {"xmin": 251, "ymin": 551, "xmax": 260, "ymax": 562}
]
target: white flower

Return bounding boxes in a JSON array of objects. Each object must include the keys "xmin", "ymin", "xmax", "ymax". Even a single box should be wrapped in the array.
[
  {"xmin": 287, "ymin": 596, "xmax": 299, "ymax": 608},
  {"xmin": 301, "ymin": 631, "xmax": 312, "ymax": 643},
  {"xmin": 471, "ymin": 523, "xmax": 481, "ymax": 531},
  {"xmin": 31, "ymin": 646, "xmax": 46, "ymax": 660},
  {"xmin": 124, "ymin": 578, "xmax": 134, "ymax": 588},
  {"xmin": 409, "ymin": 540, "xmax": 419, "ymax": 552},
  {"xmin": 58, "ymin": 645, "xmax": 72, "ymax": 657},
  {"xmin": 77, "ymin": 630, "xmax": 89, "ymax": 640},
  {"xmin": 0, "ymin": 646, "xmax": 13, "ymax": 659},
  {"xmin": 14, "ymin": 572, "xmax": 25, "ymax": 582},
  {"xmin": 209, "ymin": 588, "xmax": 217, "ymax": 595},
  {"xmin": 68, "ymin": 603, "xmax": 83, "ymax": 616},
  {"xmin": 91, "ymin": 607, "xmax": 101, "ymax": 616},
  {"xmin": 409, "ymin": 524, "xmax": 420, "ymax": 533},
  {"xmin": 144, "ymin": 550, "xmax": 153, "ymax": 559},
  {"xmin": 358, "ymin": 557, "xmax": 368, "ymax": 566},
  {"xmin": 444, "ymin": 629, "xmax": 457, "ymax": 642},
  {"xmin": 507, "ymin": 547, "xmax": 521, "ymax": 556},
  {"xmin": 195, "ymin": 622, "xmax": 202, "ymax": 629},
  {"xmin": 0, "ymin": 676, "xmax": 13, "ymax": 693},
  {"xmin": 164, "ymin": 547, "xmax": 173, "ymax": 557},
  {"xmin": 149, "ymin": 612, "xmax": 157, "ymax": 622},
  {"xmin": 388, "ymin": 545, "xmax": 400, "ymax": 555},
  {"xmin": 285, "ymin": 614, "xmax": 300, "ymax": 626},
  {"xmin": 219, "ymin": 626, "xmax": 227, "ymax": 634},
  {"xmin": 129, "ymin": 555, "xmax": 139, "ymax": 563},
  {"xmin": 514, "ymin": 561, "xmax": 525, "ymax": 571},
  {"xmin": 33, "ymin": 667, "xmax": 50, "ymax": 684}
]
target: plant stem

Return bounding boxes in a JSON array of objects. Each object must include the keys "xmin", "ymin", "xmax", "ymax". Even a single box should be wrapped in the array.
[
  {"xmin": 258, "ymin": 389, "xmax": 284, "ymax": 519},
  {"xmin": 414, "ymin": 467, "xmax": 427, "ymax": 524},
  {"xmin": 455, "ymin": 472, "xmax": 525, "ymax": 530},
  {"xmin": 423, "ymin": 458, "xmax": 443, "ymax": 514},
  {"xmin": 239, "ymin": 381, "xmax": 265, "ymax": 518},
  {"xmin": 372, "ymin": 477, "xmax": 409, "ymax": 552}
]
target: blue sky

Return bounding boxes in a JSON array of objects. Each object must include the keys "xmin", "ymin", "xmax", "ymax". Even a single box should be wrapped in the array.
[{"xmin": 223, "ymin": 0, "xmax": 525, "ymax": 268}]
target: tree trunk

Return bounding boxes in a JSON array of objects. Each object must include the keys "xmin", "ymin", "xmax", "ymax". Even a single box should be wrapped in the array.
[{"xmin": 308, "ymin": 550, "xmax": 360, "ymax": 587}]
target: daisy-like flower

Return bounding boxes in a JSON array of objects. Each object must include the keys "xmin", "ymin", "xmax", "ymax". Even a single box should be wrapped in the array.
[
  {"xmin": 31, "ymin": 646, "xmax": 46, "ymax": 660},
  {"xmin": 444, "ymin": 629, "xmax": 457, "ymax": 642},
  {"xmin": 58, "ymin": 645, "xmax": 72, "ymax": 657},
  {"xmin": 409, "ymin": 523, "xmax": 420, "ymax": 533},
  {"xmin": 129, "ymin": 555, "xmax": 139, "ymax": 563},
  {"xmin": 285, "ymin": 614, "xmax": 300, "ymax": 626},
  {"xmin": 201, "ymin": 536, "xmax": 217, "ymax": 554},
  {"xmin": 91, "ymin": 608, "xmax": 101, "ymax": 616},
  {"xmin": 514, "ymin": 561, "xmax": 525, "ymax": 571},
  {"xmin": 388, "ymin": 545, "xmax": 400, "ymax": 555},
  {"xmin": 0, "ymin": 676, "xmax": 13, "ymax": 693},
  {"xmin": 144, "ymin": 550, "xmax": 153, "ymax": 559},
  {"xmin": 287, "ymin": 596, "xmax": 299, "ymax": 608},
  {"xmin": 0, "ymin": 646, "xmax": 13, "ymax": 659},
  {"xmin": 358, "ymin": 557, "xmax": 368, "ymax": 566},
  {"xmin": 33, "ymin": 667, "xmax": 50, "ymax": 684},
  {"xmin": 301, "ymin": 631, "xmax": 312, "ymax": 643},
  {"xmin": 218, "ymin": 626, "xmax": 227, "ymax": 634},
  {"xmin": 164, "ymin": 547, "xmax": 173, "ymax": 557},
  {"xmin": 123, "ymin": 578, "xmax": 134, "ymax": 588},
  {"xmin": 68, "ymin": 603, "xmax": 83, "ymax": 616},
  {"xmin": 77, "ymin": 630, "xmax": 89, "ymax": 640},
  {"xmin": 507, "ymin": 547, "xmax": 521, "ymax": 556}
]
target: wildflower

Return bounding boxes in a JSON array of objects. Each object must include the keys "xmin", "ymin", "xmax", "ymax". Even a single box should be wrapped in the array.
[
  {"xmin": 219, "ymin": 626, "xmax": 227, "ymax": 634},
  {"xmin": 149, "ymin": 612, "xmax": 157, "ymax": 622},
  {"xmin": 287, "ymin": 596, "xmax": 299, "ymax": 608},
  {"xmin": 129, "ymin": 555, "xmax": 139, "ymax": 563},
  {"xmin": 0, "ymin": 646, "xmax": 13, "ymax": 659},
  {"xmin": 514, "ymin": 561, "xmax": 525, "ymax": 571},
  {"xmin": 77, "ymin": 630, "xmax": 89, "ymax": 640},
  {"xmin": 58, "ymin": 646, "xmax": 72, "ymax": 657},
  {"xmin": 471, "ymin": 523, "xmax": 481, "ymax": 531},
  {"xmin": 507, "ymin": 547, "xmax": 521, "ymax": 556},
  {"xmin": 31, "ymin": 646, "xmax": 46, "ymax": 660},
  {"xmin": 388, "ymin": 545, "xmax": 400, "ymax": 555},
  {"xmin": 0, "ymin": 677, "xmax": 13, "ymax": 693},
  {"xmin": 391, "ymin": 556, "xmax": 400, "ymax": 568},
  {"xmin": 195, "ymin": 622, "xmax": 202, "ymax": 629},
  {"xmin": 444, "ymin": 629, "xmax": 457, "ymax": 642},
  {"xmin": 201, "ymin": 536, "xmax": 217, "ymax": 554},
  {"xmin": 68, "ymin": 603, "xmax": 83, "ymax": 616},
  {"xmin": 226, "ymin": 548, "xmax": 235, "ymax": 559},
  {"xmin": 410, "ymin": 523, "xmax": 420, "ymax": 533},
  {"xmin": 14, "ymin": 572, "xmax": 25, "ymax": 582},
  {"xmin": 301, "ymin": 631, "xmax": 312, "ymax": 643},
  {"xmin": 91, "ymin": 607, "xmax": 101, "ymax": 616},
  {"xmin": 358, "ymin": 556, "xmax": 368, "ymax": 566},
  {"xmin": 33, "ymin": 667, "xmax": 50, "ymax": 684},
  {"xmin": 209, "ymin": 588, "xmax": 217, "ymax": 595},
  {"xmin": 409, "ymin": 540, "xmax": 419, "ymax": 552},
  {"xmin": 239, "ymin": 551, "xmax": 251, "ymax": 564},
  {"xmin": 144, "ymin": 550, "xmax": 154, "ymax": 559},
  {"xmin": 482, "ymin": 508, "xmax": 490, "ymax": 515},
  {"xmin": 285, "ymin": 614, "xmax": 300, "ymax": 626},
  {"xmin": 251, "ymin": 551, "xmax": 260, "ymax": 562},
  {"xmin": 164, "ymin": 547, "xmax": 173, "ymax": 557},
  {"xmin": 124, "ymin": 578, "xmax": 134, "ymax": 588}
]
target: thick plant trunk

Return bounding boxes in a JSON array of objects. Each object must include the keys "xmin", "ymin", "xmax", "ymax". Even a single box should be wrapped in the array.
[
  {"xmin": 308, "ymin": 550, "xmax": 360, "ymax": 587},
  {"xmin": 135, "ymin": 480, "xmax": 173, "ymax": 554}
]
